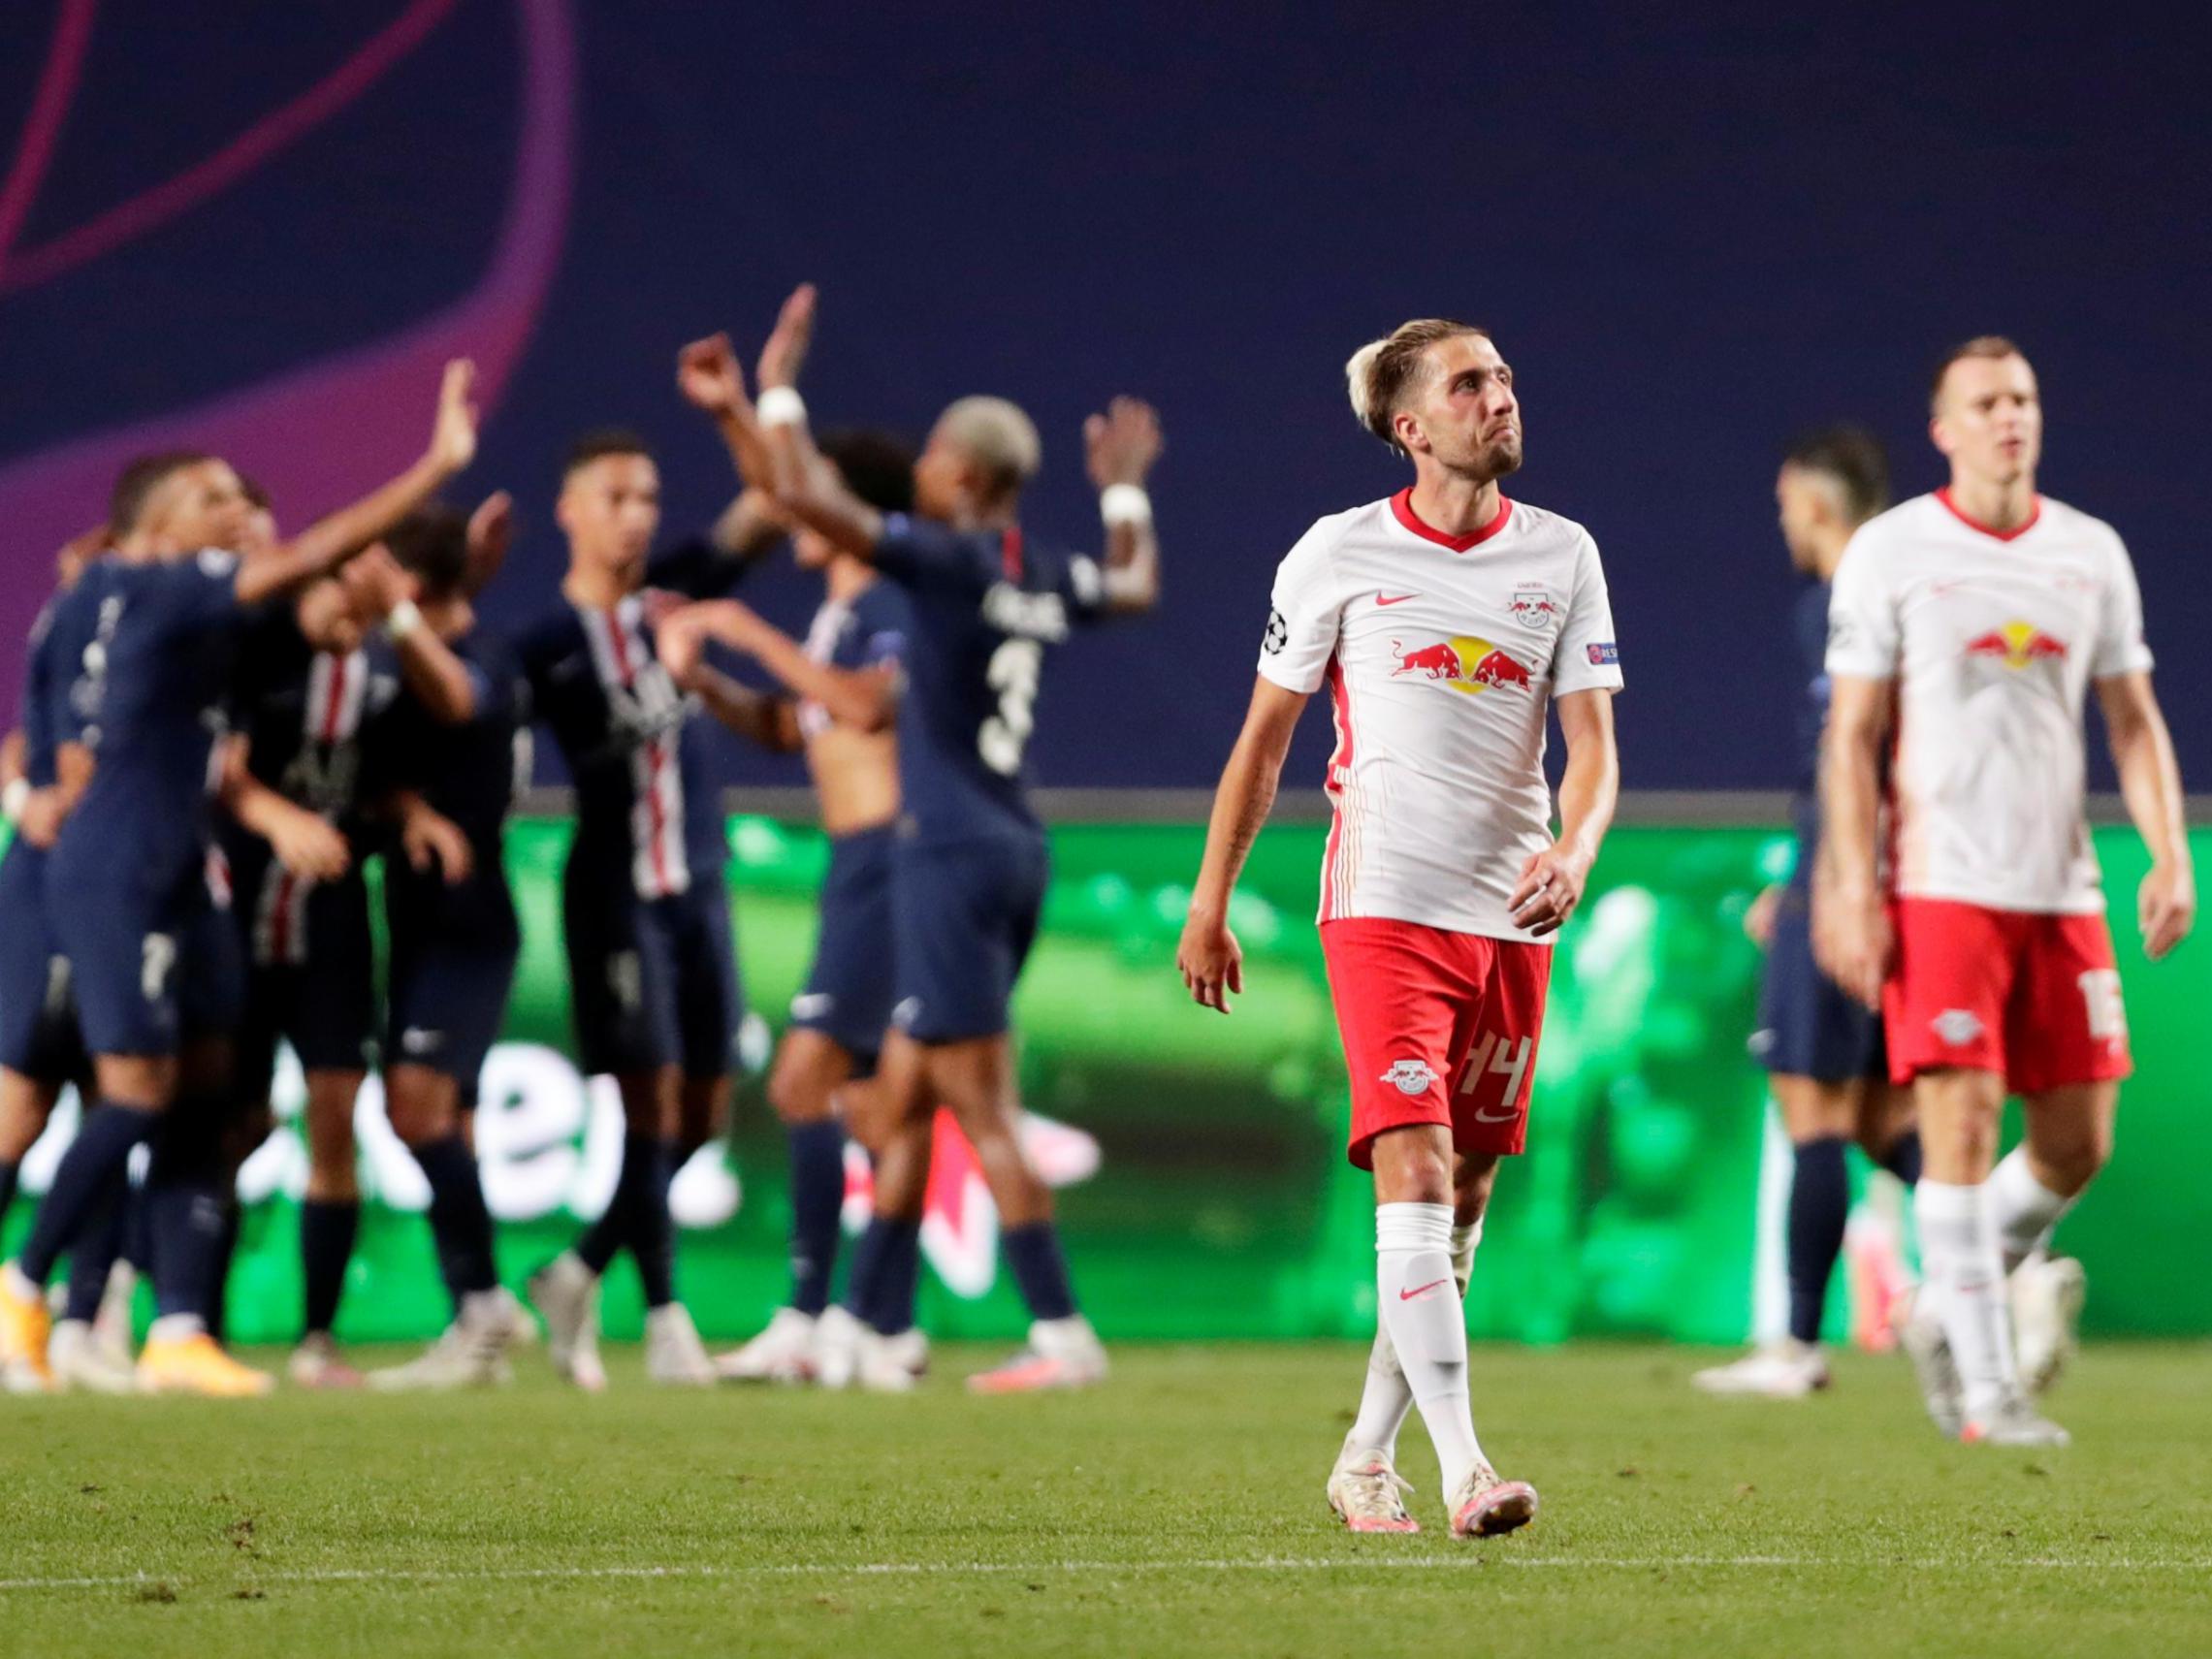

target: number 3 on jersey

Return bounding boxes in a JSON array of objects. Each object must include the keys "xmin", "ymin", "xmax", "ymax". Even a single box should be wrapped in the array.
[{"xmin": 980, "ymin": 638, "xmax": 1042, "ymax": 777}]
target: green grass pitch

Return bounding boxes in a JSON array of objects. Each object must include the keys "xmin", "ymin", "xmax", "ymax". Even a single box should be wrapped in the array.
[{"xmin": 2, "ymin": 1343, "xmax": 2207, "ymax": 1658}]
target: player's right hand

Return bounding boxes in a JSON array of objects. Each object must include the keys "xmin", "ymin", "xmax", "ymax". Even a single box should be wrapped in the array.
[
  {"xmin": 1813, "ymin": 889, "xmax": 1890, "ymax": 1011},
  {"xmin": 1177, "ymin": 909, "xmax": 1244, "ymax": 1014},
  {"xmin": 272, "ymin": 808, "xmax": 351, "ymax": 882},
  {"xmin": 756, "ymin": 284, "xmax": 817, "ymax": 391},
  {"xmin": 676, "ymin": 333, "xmax": 748, "ymax": 417},
  {"xmin": 653, "ymin": 606, "xmax": 710, "ymax": 685},
  {"xmin": 429, "ymin": 359, "xmax": 480, "ymax": 475},
  {"xmin": 401, "ymin": 805, "xmax": 473, "ymax": 885},
  {"xmin": 1085, "ymin": 397, "xmax": 1164, "ymax": 490},
  {"xmin": 15, "ymin": 787, "xmax": 65, "ymax": 849},
  {"xmin": 1743, "ymin": 883, "xmax": 1782, "ymax": 949},
  {"xmin": 339, "ymin": 542, "xmax": 411, "ymax": 621}
]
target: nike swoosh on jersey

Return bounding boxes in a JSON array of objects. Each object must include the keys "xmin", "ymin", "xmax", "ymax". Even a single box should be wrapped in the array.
[
  {"xmin": 1375, "ymin": 592, "xmax": 1420, "ymax": 606},
  {"xmin": 1473, "ymin": 1104, "xmax": 1521, "ymax": 1123},
  {"xmin": 1399, "ymin": 1277, "xmax": 1452, "ymax": 1301}
]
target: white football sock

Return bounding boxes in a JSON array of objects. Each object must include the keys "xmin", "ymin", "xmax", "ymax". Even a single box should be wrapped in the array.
[
  {"xmin": 1915, "ymin": 1180, "xmax": 2016, "ymax": 1420},
  {"xmin": 1345, "ymin": 1217, "xmax": 1485, "ymax": 1459},
  {"xmin": 1986, "ymin": 1148, "xmax": 2073, "ymax": 1272},
  {"xmin": 1374, "ymin": 1201, "xmax": 1484, "ymax": 1495}
]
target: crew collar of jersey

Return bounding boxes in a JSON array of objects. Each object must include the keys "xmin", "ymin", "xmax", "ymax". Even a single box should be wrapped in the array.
[
  {"xmin": 1934, "ymin": 486, "xmax": 2042, "ymax": 543},
  {"xmin": 1390, "ymin": 488, "xmax": 1514, "ymax": 552}
]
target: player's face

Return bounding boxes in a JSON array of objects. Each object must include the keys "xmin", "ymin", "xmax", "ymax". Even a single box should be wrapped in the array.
[
  {"xmin": 143, "ymin": 460, "xmax": 254, "ymax": 557},
  {"xmin": 1931, "ymin": 354, "xmax": 2040, "ymax": 487},
  {"xmin": 558, "ymin": 454, "xmax": 661, "ymax": 578},
  {"xmin": 296, "ymin": 576, "xmax": 368, "ymax": 654},
  {"xmin": 1775, "ymin": 463, "xmax": 1833, "ymax": 575},
  {"xmin": 1399, "ymin": 335, "xmax": 1523, "ymax": 482},
  {"xmin": 912, "ymin": 427, "xmax": 970, "ymax": 521}
]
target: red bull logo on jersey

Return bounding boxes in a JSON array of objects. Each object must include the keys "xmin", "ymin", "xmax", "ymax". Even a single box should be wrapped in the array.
[
  {"xmin": 1962, "ymin": 620, "xmax": 2069, "ymax": 670},
  {"xmin": 1389, "ymin": 636, "xmax": 1533, "ymax": 694},
  {"xmin": 1511, "ymin": 589, "xmax": 1561, "ymax": 628}
]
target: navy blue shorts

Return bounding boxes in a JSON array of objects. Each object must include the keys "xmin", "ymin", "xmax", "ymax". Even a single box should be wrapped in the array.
[
  {"xmin": 230, "ymin": 859, "xmax": 376, "ymax": 1085},
  {"xmin": 563, "ymin": 868, "xmax": 741, "ymax": 1080},
  {"xmin": 387, "ymin": 931, "xmax": 519, "ymax": 1087},
  {"xmin": 1751, "ymin": 889, "xmax": 1886, "ymax": 1082},
  {"xmin": 891, "ymin": 833, "xmax": 1047, "ymax": 1045},
  {"xmin": 790, "ymin": 824, "xmax": 898, "ymax": 1062},
  {"xmin": 49, "ymin": 858, "xmax": 244, "ymax": 1060},
  {"xmin": 0, "ymin": 842, "xmax": 86, "ymax": 1084}
]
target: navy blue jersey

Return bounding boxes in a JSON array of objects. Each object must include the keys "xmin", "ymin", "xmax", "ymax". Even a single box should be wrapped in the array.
[
  {"xmin": 510, "ymin": 537, "xmax": 751, "ymax": 900},
  {"xmin": 873, "ymin": 515, "xmax": 1106, "ymax": 843},
  {"xmin": 797, "ymin": 578, "xmax": 909, "ymax": 741},
  {"xmin": 1787, "ymin": 580, "xmax": 1831, "ymax": 884},
  {"xmin": 16, "ymin": 584, "xmax": 99, "ymax": 790},
  {"xmin": 225, "ymin": 613, "xmax": 403, "ymax": 843},
  {"xmin": 48, "ymin": 551, "xmax": 244, "ymax": 893},
  {"xmin": 379, "ymin": 626, "xmax": 529, "ymax": 946}
]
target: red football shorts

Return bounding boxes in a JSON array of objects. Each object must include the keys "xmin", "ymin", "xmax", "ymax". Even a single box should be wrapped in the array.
[
  {"xmin": 1319, "ymin": 916, "xmax": 1554, "ymax": 1170},
  {"xmin": 1883, "ymin": 898, "xmax": 2132, "ymax": 1094}
]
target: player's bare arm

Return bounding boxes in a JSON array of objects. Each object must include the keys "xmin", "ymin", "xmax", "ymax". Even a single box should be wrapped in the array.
[
  {"xmin": 649, "ymin": 610, "xmax": 801, "ymax": 751},
  {"xmin": 1508, "ymin": 687, "xmax": 1619, "ymax": 938},
  {"xmin": 218, "ymin": 739, "xmax": 351, "ymax": 882},
  {"xmin": 9, "ymin": 733, "xmax": 88, "ymax": 850},
  {"xmin": 1815, "ymin": 673, "xmax": 1893, "ymax": 1009},
  {"xmin": 1177, "ymin": 676, "xmax": 1310, "ymax": 1013},
  {"xmin": 236, "ymin": 359, "xmax": 481, "ymax": 608},
  {"xmin": 660, "ymin": 599, "xmax": 895, "ymax": 735},
  {"xmin": 732, "ymin": 287, "xmax": 887, "ymax": 559},
  {"xmin": 339, "ymin": 544, "xmax": 480, "ymax": 723},
  {"xmin": 2097, "ymin": 670, "xmax": 2195, "ymax": 959},
  {"xmin": 1085, "ymin": 397, "xmax": 1163, "ymax": 613},
  {"xmin": 463, "ymin": 490, "xmax": 515, "ymax": 597}
]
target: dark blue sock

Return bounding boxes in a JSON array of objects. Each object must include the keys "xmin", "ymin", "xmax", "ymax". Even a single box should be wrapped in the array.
[
  {"xmin": 864, "ymin": 1218, "xmax": 922, "ymax": 1336},
  {"xmin": 144, "ymin": 1110, "xmax": 233, "ymax": 1324},
  {"xmin": 628, "ymin": 1135, "xmax": 677, "ymax": 1309},
  {"xmin": 841, "ymin": 1215, "xmax": 893, "ymax": 1324},
  {"xmin": 207, "ymin": 1202, "xmax": 241, "ymax": 1343},
  {"xmin": 1878, "ymin": 1130, "xmax": 1923, "ymax": 1188},
  {"xmin": 574, "ymin": 1132, "xmax": 652, "ymax": 1277},
  {"xmin": 0, "ymin": 1158, "xmax": 19, "ymax": 1231},
  {"xmin": 124, "ymin": 1183, "xmax": 151, "ymax": 1276},
  {"xmin": 413, "ymin": 1133, "xmax": 497, "ymax": 1301},
  {"xmin": 17, "ymin": 1102, "xmax": 157, "ymax": 1286},
  {"xmin": 61, "ymin": 1165, "xmax": 131, "ymax": 1323},
  {"xmin": 1001, "ymin": 1220, "xmax": 1078, "ymax": 1324},
  {"xmin": 300, "ymin": 1198, "xmax": 360, "ymax": 1337},
  {"xmin": 786, "ymin": 1120, "xmax": 847, "ymax": 1317},
  {"xmin": 1786, "ymin": 1135, "xmax": 1851, "ymax": 1346}
]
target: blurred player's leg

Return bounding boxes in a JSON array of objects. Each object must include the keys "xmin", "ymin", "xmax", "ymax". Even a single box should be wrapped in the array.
[
  {"xmin": 292, "ymin": 1068, "xmax": 366, "ymax": 1387},
  {"xmin": 822, "ymin": 1038, "xmax": 932, "ymax": 1393},
  {"xmin": 1999, "ymin": 1079, "xmax": 2113, "ymax": 1396}
]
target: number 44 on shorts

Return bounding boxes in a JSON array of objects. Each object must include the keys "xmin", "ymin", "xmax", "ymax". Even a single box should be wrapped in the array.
[{"xmin": 1459, "ymin": 1031, "xmax": 1531, "ymax": 1122}]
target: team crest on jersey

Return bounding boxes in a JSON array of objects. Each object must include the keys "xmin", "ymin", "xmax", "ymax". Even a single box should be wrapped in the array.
[
  {"xmin": 1511, "ymin": 587, "xmax": 1560, "ymax": 628},
  {"xmin": 1381, "ymin": 1059, "xmax": 1439, "ymax": 1096},
  {"xmin": 1962, "ymin": 620, "xmax": 2068, "ymax": 670},
  {"xmin": 1932, "ymin": 1008, "xmax": 1985, "ymax": 1046},
  {"xmin": 1388, "ymin": 636, "xmax": 1532, "ymax": 694}
]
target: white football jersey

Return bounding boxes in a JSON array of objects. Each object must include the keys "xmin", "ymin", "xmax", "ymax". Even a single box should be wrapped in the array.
[
  {"xmin": 1825, "ymin": 490, "xmax": 2154, "ymax": 914},
  {"xmin": 1258, "ymin": 490, "xmax": 1623, "ymax": 941}
]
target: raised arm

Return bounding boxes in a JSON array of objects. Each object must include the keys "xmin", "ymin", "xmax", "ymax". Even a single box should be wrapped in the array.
[
  {"xmin": 1815, "ymin": 674, "xmax": 1894, "ymax": 1008},
  {"xmin": 2097, "ymin": 671, "xmax": 2194, "ymax": 959},
  {"xmin": 1085, "ymin": 397, "xmax": 1163, "ymax": 615},
  {"xmin": 748, "ymin": 288, "xmax": 887, "ymax": 558},
  {"xmin": 235, "ymin": 359, "xmax": 480, "ymax": 608},
  {"xmin": 1507, "ymin": 687, "xmax": 1619, "ymax": 938},
  {"xmin": 1176, "ymin": 677, "xmax": 1310, "ymax": 1012}
]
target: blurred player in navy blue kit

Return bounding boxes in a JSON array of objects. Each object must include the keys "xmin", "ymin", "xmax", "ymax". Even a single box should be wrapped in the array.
[
  {"xmin": 678, "ymin": 289, "xmax": 1162, "ymax": 1390},
  {"xmin": 0, "ymin": 530, "xmax": 113, "ymax": 1389},
  {"xmin": 514, "ymin": 431, "xmax": 778, "ymax": 1388},
  {"xmin": 323, "ymin": 509, "xmax": 539, "ymax": 1388},
  {"xmin": 1694, "ymin": 428, "xmax": 1919, "ymax": 1399},
  {"xmin": 0, "ymin": 362, "xmax": 482, "ymax": 1395},
  {"xmin": 654, "ymin": 417, "xmax": 921, "ymax": 1386}
]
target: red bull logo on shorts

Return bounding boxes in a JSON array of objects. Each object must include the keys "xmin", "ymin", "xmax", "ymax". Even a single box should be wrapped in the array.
[
  {"xmin": 1962, "ymin": 620, "xmax": 2069, "ymax": 670},
  {"xmin": 1389, "ymin": 635, "xmax": 1533, "ymax": 695}
]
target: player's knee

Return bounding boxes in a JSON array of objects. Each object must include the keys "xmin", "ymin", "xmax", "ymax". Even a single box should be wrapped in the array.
[
  {"xmin": 1371, "ymin": 1128, "xmax": 1454, "ymax": 1206},
  {"xmin": 766, "ymin": 1056, "xmax": 830, "ymax": 1126},
  {"xmin": 383, "ymin": 1071, "xmax": 454, "ymax": 1148}
]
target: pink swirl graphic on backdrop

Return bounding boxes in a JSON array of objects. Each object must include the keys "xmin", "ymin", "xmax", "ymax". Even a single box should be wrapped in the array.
[{"xmin": 0, "ymin": 0, "xmax": 574, "ymax": 711}]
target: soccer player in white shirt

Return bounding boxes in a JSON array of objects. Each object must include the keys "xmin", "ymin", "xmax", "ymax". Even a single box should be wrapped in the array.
[
  {"xmin": 1177, "ymin": 319, "xmax": 1622, "ymax": 1536},
  {"xmin": 1819, "ymin": 335, "xmax": 2195, "ymax": 1447}
]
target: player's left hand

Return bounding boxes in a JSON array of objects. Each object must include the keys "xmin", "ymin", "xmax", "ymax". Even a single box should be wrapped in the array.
[
  {"xmin": 428, "ymin": 358, "xmax": 480, "ymax": 475},
  {"xmin": 402, "ymin": 805, "xmax": 473, "ymax": 884},
  {"xmin": 652, "ymin": 604, "xmax": 714, "ymax": 686},
  {"xmin": 1510, "ymin": 844, "xmax": 1591, "ymax": 937},
  {"xmin": 465, "ymin": 491, "xmax": 515, "ymax": 594},
  {"xmin": 1085, "ymin": 397, "xmax": 1164, "ymax": 490},
  {"xmin": 2139, "ymin": 859, "xmax": 2196, "ymax": 960},
  {"xmin": 338, "ymin": 542, "xmax": 412, "ymax": 621},
  {"xmin": 1176, "ymin": 909, "xmax": 1244, "ymax": 1013}
]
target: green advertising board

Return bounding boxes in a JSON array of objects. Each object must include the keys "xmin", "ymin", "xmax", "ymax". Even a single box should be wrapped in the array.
[{"xmin": 3, "ymin": 818, "xmax": 2201, "ymax": 1346}]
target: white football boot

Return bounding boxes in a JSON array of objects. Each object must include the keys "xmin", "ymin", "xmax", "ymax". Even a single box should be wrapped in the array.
[
  {"xmin": 1691, "ymin": 1337, "xmax": 1831, "ymax": 1398},
  {"xmin": 2011, "ymin": 1256, "xmax": 2086, "ymax": 1398},
  {"xmin": 1961, "ymin": 1387, "xmax": 2070, "ymax": 1448},
  {"xmin": 369, "ymin": 1292, "xmax": 519, "ymax": 1391},
  {"xmin": 812, "ymin": 1304, "xmax": 864, "ymax": 1390},
  {"xmin": 715, "ymin": 1307, "xmax": 818, "ymax": 1383},
  {"xmin": 48, "ymin": 1318, "xmax": 139, "ymax": 1394},
  {"xmin": 645, "ymin": 1303, "xmax": 716, "ymax": 1387},
  {"xmin": 1448, "ymin": 1462, "xmax": 1540, "ymax": 1539},
  {"xmin": 1327, "ymin": 1442, "xmax": 1421, "ymax": 1534},
  {"xmin": 967, "ymin": 1315, "xmax": 1107, "ymax": 1394},
  {"xmin": 1895, "ymin": 1286, "xmax": 1964, "ymax": 1440},
  {"xmin": 527, "ymin": 1252, "xmax": 607, "ymax": 1392}
]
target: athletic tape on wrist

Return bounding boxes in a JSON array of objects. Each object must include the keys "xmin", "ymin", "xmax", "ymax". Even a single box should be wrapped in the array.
[
  {"xmin": 0, "ymin": 778, "xmax": 28, "ymax": 825},
  {"xmin": 1100, "ymin": 483, "xmax": 1153, "ymax": 526},
  {"xmin": 756, "ymin": 387, "xmax": 808, "ymax": 428},
  {"xmin": 384, "ymin": 598, "xmax": 424, "ymax": 642}
]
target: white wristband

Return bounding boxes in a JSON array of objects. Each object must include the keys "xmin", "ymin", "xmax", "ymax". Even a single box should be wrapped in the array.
[
  {"xmin": 755, "ymin": 387, "xmax": 808, "ymax": 428},
  {"xmin": 1100, "ymin": 484, "xmax": 1153, "ymax": 526},
  {"xmin": 1, "ymin": 778, "xmax": 28, "ymax": 825},
  {"xmin": 384, "ymin": 598, "xmax": 424, "ymax": 641}
]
